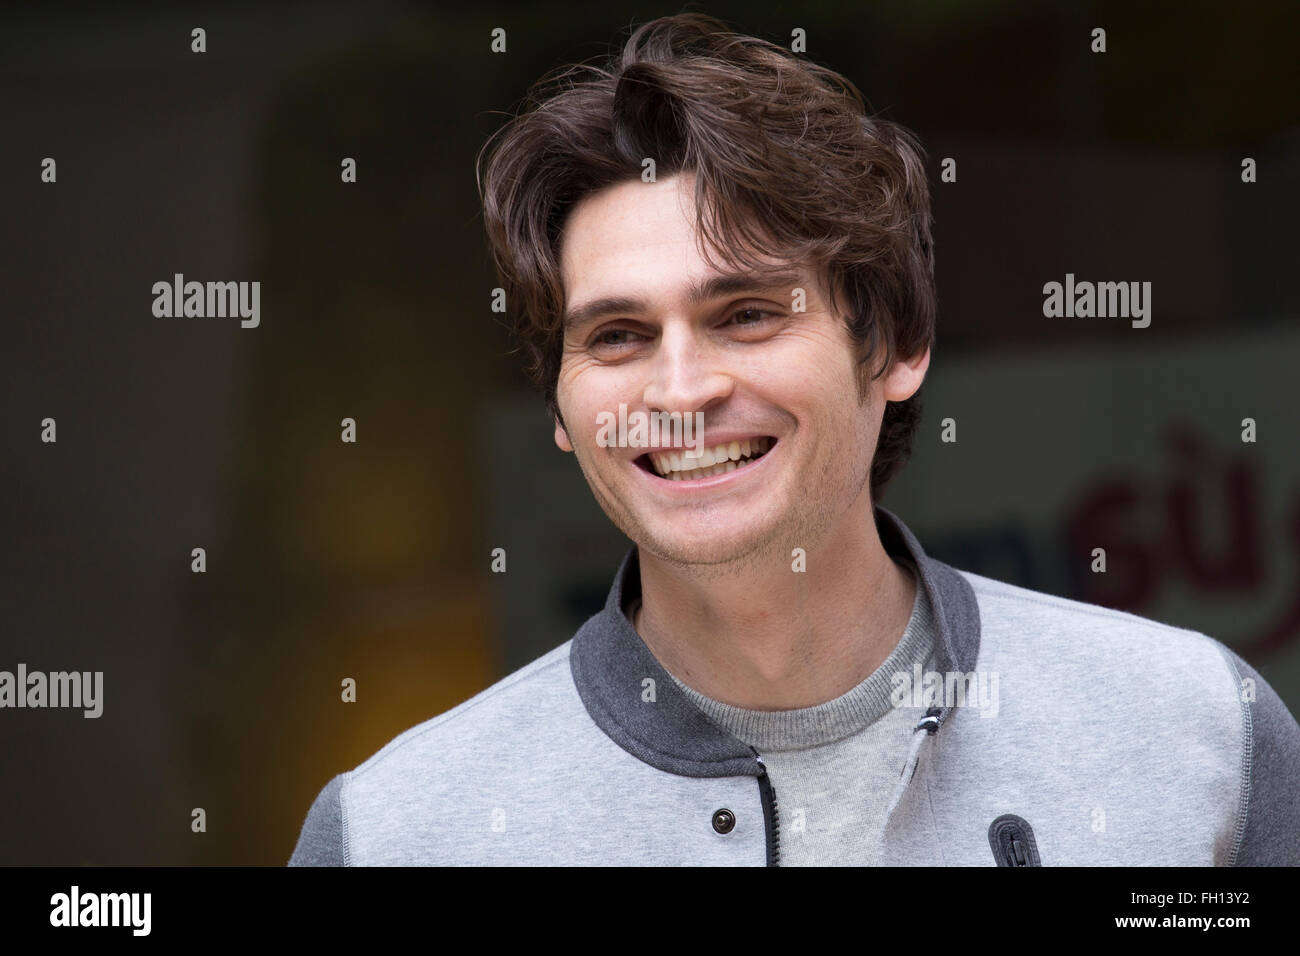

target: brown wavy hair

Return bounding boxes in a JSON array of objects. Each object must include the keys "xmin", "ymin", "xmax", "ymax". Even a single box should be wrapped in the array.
[{"xmin": 476, "ymin": 12, "xmax": 935, "ymax": 502}]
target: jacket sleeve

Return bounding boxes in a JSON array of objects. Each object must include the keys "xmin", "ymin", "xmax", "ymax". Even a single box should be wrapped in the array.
[
  {"xmin": 1217, "ymin": 646, "xmax": 1300, "ymax": 865},
  {"xmin": 288, "ymin": 774, "xmax": 347, "ymax": 866}
]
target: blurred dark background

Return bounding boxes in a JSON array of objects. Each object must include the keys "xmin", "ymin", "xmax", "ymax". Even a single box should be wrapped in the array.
[{"xmin": 1, "ymin": 0, "xmax": 1297, "ymax": 864}]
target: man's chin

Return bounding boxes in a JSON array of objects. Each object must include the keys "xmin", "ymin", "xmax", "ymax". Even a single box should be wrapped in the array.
[{"xmin": 631, "ymin": 525, "xmax": 777, "ymax": 570}]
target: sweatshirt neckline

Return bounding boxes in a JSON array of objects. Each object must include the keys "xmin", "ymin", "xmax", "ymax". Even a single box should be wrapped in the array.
[{"xmin": 663, "ymin": 572, "xmax": 935, "ymax": 752}]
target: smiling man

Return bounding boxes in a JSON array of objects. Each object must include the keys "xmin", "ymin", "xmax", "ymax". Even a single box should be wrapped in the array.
[{"xmin": 289, "ymin": 12, "xmax": 1300, "ymax": 866}]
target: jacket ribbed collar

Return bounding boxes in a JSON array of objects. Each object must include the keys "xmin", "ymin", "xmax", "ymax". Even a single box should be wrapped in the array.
[{"xmin": 568, "ymin": 505, "xmax": 981, "ymax": 777}]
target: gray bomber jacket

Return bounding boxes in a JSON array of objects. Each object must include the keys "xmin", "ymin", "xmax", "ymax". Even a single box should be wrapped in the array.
[{"xmin": 289, "ymin": 506, "xmax": 1300, "ymax": 865}]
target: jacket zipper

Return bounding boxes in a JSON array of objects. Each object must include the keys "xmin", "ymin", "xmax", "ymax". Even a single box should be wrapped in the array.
[{"xmin": 751, "ymin": 748, "xmax": 780, "ymax": 867}]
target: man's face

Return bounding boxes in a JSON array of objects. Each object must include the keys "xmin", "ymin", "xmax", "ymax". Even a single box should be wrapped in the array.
[{"xmin": 555, "ymin": 171, "xmax": 927, "ymax": 570}]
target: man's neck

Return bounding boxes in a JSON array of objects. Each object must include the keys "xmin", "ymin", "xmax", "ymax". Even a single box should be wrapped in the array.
[{"xmin": 631, "ymin": 505, "xmax": 918, "ymax": 711}]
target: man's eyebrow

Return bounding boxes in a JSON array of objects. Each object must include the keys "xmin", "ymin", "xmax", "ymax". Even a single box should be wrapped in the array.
[{"xmin": 562, "ymin": 268, "xmax": 808, "ymax": 334}]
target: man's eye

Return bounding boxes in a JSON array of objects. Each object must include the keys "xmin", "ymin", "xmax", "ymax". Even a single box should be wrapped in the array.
[
  {"xmin": 729, "ymin": 307, "xmax": 776, "ymax": 327},
  {"xmin": 590, "ymin": 309, "xmax": 775, "ymax": 348},
  {"xmin": 592, "ymin": 327, "xmax": 640, "ymax": 347}
]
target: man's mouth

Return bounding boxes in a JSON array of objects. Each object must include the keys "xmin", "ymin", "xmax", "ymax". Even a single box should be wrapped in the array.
[{"xmin": 634, "ymin": 437, "xmax": 776, "ymax": 481}]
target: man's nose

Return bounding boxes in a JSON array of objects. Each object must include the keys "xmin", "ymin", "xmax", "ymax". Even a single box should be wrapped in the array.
[{"xmin": 641, "ymin": 325, "xmax": 733, "ymax": 414}]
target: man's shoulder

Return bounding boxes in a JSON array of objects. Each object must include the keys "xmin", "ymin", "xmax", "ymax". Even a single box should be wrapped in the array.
[
  {"xmin": 956, "ymin": 566, "xmax": 1238, "ymax": 678},
  {"xmin": 951, "ymin": 566, "xmax": 1257, "ymax": 743},
  {"xmin": 288, "ymin": 638, "xmax": 591, "ymax": 865},
  {"xmin": 351, "ymin": 638, "xmax": 579, "ymax": 779},
  {"xmin": 950, "ymin": 566, "xmax": 1300, "ymax": 865}
]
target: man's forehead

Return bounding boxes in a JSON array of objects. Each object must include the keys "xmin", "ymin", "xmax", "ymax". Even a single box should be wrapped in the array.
[
  {"xmin": 557, "ymin": 174, "xmax": 695, "ymax": 276},
  {"xmin": 557, "ymin": 175, "xmax": 832, "ymax": 328}
]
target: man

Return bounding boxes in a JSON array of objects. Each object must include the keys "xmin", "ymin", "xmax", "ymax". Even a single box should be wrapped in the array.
[{"xmin": 289, "ymin": 12, "xmax": 1299, "ymax": 866}]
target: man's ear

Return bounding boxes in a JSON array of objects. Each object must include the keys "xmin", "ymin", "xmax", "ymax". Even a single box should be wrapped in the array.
[
  {"xmin": 883, "ymin": 346, "xmax": 931, "ymax": 403},
  {"xmin": 554, "ymin": 414, "xmax": 574, "ymax": 453}
]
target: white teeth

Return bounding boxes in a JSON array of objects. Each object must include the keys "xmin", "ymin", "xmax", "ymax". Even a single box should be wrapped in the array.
[{"xmin": 645, "ymin": 437, "xmax": 774, "ymax": 478}]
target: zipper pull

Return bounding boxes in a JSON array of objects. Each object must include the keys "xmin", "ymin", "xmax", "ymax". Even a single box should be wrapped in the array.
[{"xmin": 915, "ymin": 705, "xmax": 942, "ymax": 734}]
